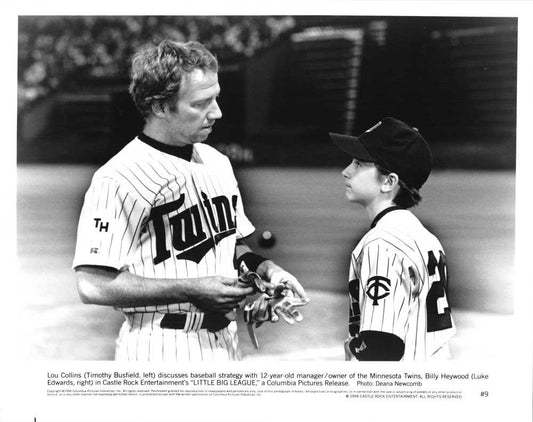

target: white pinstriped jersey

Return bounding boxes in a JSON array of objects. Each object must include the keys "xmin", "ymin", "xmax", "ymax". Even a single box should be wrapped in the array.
[
  {"xmin": 348, "ymin": 208, "xmax": 456, "ymax": 361},
  {"xmin": 73, "ymin": 136, "xmax": 255, "ymax": 361}
]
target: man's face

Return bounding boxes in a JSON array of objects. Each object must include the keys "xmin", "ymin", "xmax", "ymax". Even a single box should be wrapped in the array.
[
  {"xmin": 341, "ymin": 159, "xmax": 383, "ymax": 206},
  {"xmin": 163, "ymin": 69, "xmax": 222, "ymax": 145}
]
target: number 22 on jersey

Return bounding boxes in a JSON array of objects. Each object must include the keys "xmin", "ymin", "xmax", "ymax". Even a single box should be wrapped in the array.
[{"xmin": 426, "ymin": 250, "xmax": 453, "ymax": 332}]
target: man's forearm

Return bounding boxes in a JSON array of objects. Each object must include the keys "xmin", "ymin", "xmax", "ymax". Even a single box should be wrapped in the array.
[
  {"xmin": 76, "ymin": 265, "xmax": 194, "ymax": 308},
  {"xmin": 75, "ymin": 265, "xmax": 253, "ymax": 313}
]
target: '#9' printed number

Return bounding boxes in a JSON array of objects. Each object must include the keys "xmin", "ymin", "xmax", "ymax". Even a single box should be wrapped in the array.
[{"xmin": 426, "ymin": 250, "xmax": 453, "ymax": 332}]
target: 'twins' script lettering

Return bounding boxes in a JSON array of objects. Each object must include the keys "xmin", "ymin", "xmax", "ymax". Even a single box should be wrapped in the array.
[{"xmin": 149, "ymin": 193, "xmax": 238, "ymax": 264}]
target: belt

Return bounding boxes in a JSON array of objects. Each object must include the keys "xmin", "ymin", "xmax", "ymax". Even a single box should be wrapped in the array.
[{"xmin": 160, "ymin": 313, "xmax": 231, "ymax": 332}]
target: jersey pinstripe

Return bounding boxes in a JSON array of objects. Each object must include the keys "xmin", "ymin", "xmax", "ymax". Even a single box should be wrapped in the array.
[
  {"xmin": 348, "ymin": 208, "xmax": 455, "ymax": 361},
  {"xmin": 114, "ymin": 312, "xmax": 241, "ymax": 361},
  {"xmin": 73, "ymin": 136, "xmax": 255, "ymax": 361}
]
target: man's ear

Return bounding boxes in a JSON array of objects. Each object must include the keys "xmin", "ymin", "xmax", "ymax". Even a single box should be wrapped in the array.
[
  {"xmin": 381, "ymin": 172, "xmax": 400, "ymax": 194},
  {"xmin": 151, "ymin": 101, "xmax": 167, "ymax": 118}
]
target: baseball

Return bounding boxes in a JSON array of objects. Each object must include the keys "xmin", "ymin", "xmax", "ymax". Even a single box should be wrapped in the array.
[{"xmin": 258, "ymin": 230, "xmax": 276, "ymax": 248}]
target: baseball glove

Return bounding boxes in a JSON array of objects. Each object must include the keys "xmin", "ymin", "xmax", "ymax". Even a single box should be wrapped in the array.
[{"xmin": 239, "ymin": 269, "xmax": 307, "ymax": 348}]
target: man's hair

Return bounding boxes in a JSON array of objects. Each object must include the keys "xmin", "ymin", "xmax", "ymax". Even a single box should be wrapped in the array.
[
  {"xmin": 375, "ymin": 163, "xmax": 422, "ymax": 208},
  {"xmin": 129, "ymin": 40, "xmax": 219, "ymax": 118}
]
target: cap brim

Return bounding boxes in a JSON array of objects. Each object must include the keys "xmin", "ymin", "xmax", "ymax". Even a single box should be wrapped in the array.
[{"xmin": 329, "ymin": 133, "xmax": 376, "ymax": 162}]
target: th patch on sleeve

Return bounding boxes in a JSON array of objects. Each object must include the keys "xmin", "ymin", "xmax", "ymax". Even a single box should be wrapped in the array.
[{"xmin": 92, "ymin": 217, "xmax": 111, "ymax": 233}]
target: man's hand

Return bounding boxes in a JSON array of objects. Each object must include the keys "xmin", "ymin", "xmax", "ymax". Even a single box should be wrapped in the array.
[
  {"xmin": 186, "ymin": 276, "xmax": 254, "ymax": 314},
  {"xmin": 248, "ymin": 260, "xmax": 310, "ymax": 324},
  {"xmin": 256, "ymin": 261, "xmax": 310, "ymax": 304}
]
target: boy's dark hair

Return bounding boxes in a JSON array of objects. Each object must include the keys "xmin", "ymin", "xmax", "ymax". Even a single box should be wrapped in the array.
[{"xmin": 375, "ymin": 163, "xmax": 422, "ymax": 208}]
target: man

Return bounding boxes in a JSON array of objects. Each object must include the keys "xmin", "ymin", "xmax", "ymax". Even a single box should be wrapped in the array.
[
  {"xmin": 73, "ymin": 40, "xmax": 309, "ymax": 361},
  {"xmin": 330, "ymin": 117, "xmax": 455, "ymax": 361}
]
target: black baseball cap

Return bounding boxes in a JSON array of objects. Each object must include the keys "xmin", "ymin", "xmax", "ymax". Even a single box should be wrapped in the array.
[{"xmin": 330, "ymin": 117, "xmax": 432, "ymax": 190}]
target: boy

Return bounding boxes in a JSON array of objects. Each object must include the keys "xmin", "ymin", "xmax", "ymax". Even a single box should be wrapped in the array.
[{"xmin": 330, "ymin": 117, "xmax": 455, "ymax": 361}]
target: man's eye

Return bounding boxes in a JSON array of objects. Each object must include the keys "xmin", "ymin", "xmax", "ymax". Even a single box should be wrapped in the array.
[{"xmin": 194, "ymin": 98, "xmax": 213, "ymax": 107}]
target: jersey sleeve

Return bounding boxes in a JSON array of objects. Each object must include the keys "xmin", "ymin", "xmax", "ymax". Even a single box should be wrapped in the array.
[
  {"xmin": 357, "ymin": 237, "xmax": 416, "ymax": 345},
  {"xmin": 223, "ymin": 157, "xmax": 254, "ymax": 240},
  {"xmin": 233, "ymin": 186, "xmax": 254, "ymax": 240},
  {"xmin": 73, "ymin": 176, "xmax": 150, "ymax": 270}
]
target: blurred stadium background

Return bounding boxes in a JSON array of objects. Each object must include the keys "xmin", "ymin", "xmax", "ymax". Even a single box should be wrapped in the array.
[{"xmin": 16, "ymin": 15, "xmax": 516, "ymax": 361}]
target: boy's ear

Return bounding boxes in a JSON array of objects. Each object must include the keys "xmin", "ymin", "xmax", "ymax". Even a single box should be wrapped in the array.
[{"xmin": 381, "ymin": 172, "xmax": 400, "ymax": 194}]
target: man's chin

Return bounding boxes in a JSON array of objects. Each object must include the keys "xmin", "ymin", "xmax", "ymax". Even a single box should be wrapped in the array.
[
  {"xmin": 193, "ymin": 131, "xmax": 211, "ymax": 143},
  {"xmin": 192, "ymin": 135, "xmax": 209, "ymax": 144}
]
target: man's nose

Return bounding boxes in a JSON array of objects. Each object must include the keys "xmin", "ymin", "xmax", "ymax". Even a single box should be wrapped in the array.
[{"xmin": 208, "ymin": 100, "xmax": 222, "ymax": 120}]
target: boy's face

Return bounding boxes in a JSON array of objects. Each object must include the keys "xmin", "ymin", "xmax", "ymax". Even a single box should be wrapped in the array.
[{"xmin": 341, "ymin": 159, "xmax": 383, "ymax": 205}]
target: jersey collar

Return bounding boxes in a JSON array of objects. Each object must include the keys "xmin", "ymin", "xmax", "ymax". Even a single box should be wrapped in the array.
[
  {"xmin": 138, "ymin": 132, "xmax": 193, "ymax": 161},
  {"xmin": 371, "ymin": 206, "xmax": 405, "ymax": 229}
]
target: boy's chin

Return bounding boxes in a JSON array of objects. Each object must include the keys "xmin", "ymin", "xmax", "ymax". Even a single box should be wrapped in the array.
[{"xmin": 346, "ymin": 193, "xmax": 363, "ymax": 205}]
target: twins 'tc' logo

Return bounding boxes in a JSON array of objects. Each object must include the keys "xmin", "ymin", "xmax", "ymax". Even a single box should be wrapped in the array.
[{"xmin": 366, "ymin": 276, "xmax": 391, "ymax": 306}]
